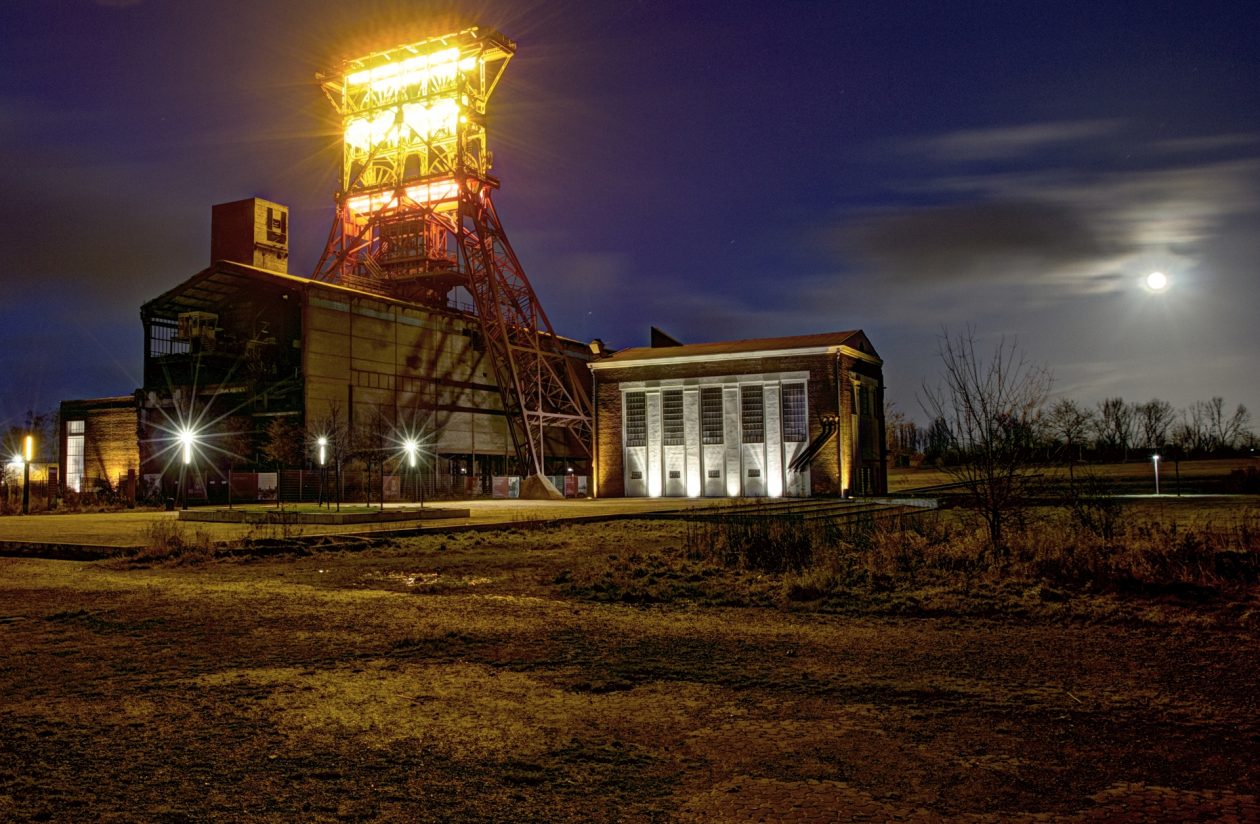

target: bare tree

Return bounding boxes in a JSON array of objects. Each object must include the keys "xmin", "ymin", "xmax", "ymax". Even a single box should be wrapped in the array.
[
  {"xmin": 1207, "ymin": 397, "xmax": 1251, "ymax": 451},
  {"xmin": 884, "ymin": 401, "xmax": 920, "ymax": 468},
  {"xmin": 1177, "ymin": 402, "xmax": 1211, "ymax": 454},
  {"xmin": 922, "ymin": 416, "xmax": 953, "ymax": 465},
  {"xmin": 262, "ymin": 416, "xmax": 305, "ymax": 509},
  {"xmin": 352, "ymin": 409, "xmax": 393, "ymax": 510},
  {"xmin": 1136, "ymin": 399, "xmax": 1175, "ymax": 450},
  {"xmin": 1095, "ymin": 397, "xmax": 1137, "ymax": 460},
  {"xmin": 312, "ymin": 403, "xmax": 350, "ymax": 510},
  {"xmin": 920, "ymin": 328, "xmax": 1051, "ymax": 552},
  {"xmin": 1046, "ymin": 398, "xmax": 1094, "ymax": 486}
]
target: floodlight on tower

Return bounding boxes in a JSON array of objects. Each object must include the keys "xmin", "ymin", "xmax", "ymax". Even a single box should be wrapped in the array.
[{"xmin": 313, "ymin": 28, "xmax": 593, "ymax": 480}]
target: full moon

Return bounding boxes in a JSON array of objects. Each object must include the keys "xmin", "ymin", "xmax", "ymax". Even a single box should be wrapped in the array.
[{"xmin": 1146, "ymin": 271, "xmax": 1169, "ymax": 291}]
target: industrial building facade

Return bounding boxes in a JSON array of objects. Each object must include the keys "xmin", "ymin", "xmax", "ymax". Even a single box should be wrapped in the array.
[
  {"xmin": 588, "ymin": 331, "xmax": 886, "ymax": 499},
  {"xmin": 50, "ymin": 29, "xmax": 888, "ymax": 504},
  {"xmin": 137, "ymin": 257, "xmax": 589, "ymax": 500}
]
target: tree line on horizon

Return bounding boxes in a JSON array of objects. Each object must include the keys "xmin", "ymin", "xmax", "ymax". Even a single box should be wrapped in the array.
[{"xmin": 888, "ymin": 394, "xmax": 1255, "ymax": 468}]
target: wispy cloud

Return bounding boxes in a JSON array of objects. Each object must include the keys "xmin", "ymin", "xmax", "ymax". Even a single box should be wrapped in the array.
[
  {"xmin": 903, "ymin": 119, "xmax": 1123, "ymax": 162},
  {"xmin": 826, "ymin": 146, "xmax": 1260, "ymax": 306},
  {"xmin": 1151, "ymin": 133, "xmax": 1260, "ymax": 155}
]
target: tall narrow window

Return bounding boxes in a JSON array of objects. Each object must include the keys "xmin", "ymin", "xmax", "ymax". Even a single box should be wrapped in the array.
[
  {"xmin": 740, "ymin": 385, "xmax": 764, "ymax": 444},
  {"xmin": 700, "ymin": 387, "xmax": 724, "ymax": 445},
  {"xmin": 781, "ymin": 384, "xmax": 807, "ymax": 442},
  {"xmin": 66, "ymin": 420, "xmax": 85, "ymax": 493},
  {"xmin": 661, "ymin": 390, "xmax": 684, "ymax": 446},
  {"xmin": 624, "ymin": 392, "xmax": 647, "ymax": 448}
]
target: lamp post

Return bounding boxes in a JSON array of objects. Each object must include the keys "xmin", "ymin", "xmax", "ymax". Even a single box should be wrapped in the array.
[
  {"xmin": 21, "ymin": 434, "xmax": 33, "ymax": 515},
  {"xmin": 178, "ymin": 427, "xmax": 197, "ymax": 511},
  {"xmin": 317, "ymin": 437, "xmax": 328, "ymax": 508},
  {"xmin": 404, "ymin": 438, "xmax": 419, "ymax": 505},
  {"xmin": 1152, "ymin": 453, "xmax": 1161, "ymax": 496}
]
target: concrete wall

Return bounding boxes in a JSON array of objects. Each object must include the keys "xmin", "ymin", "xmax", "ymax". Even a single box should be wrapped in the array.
[{"xmin": 302, "ymin": 285, "xmax": 514, "ymax": 459}]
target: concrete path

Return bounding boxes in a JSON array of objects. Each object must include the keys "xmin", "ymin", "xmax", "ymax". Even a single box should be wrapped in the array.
[{"xmin": 0, "ymin": 497, "xmax": 739, "ymax": 551}]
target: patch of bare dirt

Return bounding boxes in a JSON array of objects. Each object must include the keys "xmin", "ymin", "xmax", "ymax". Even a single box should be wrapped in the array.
[{"xmin": 0, "ymin": 522, "xmax": 1256, "ymax": 822}]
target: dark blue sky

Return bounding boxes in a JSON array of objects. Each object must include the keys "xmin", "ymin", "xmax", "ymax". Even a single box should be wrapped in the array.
[{"xmin": 2, "ymin": 0, "xmax": 1258, "ymax": 428}]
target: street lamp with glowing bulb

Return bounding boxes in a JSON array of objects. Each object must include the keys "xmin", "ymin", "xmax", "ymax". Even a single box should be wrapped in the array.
[
  {"xmin": 1152, "ymin": 453, "xmax": 1161, "ymax": 496},
  {"xmin": 402, "ymin": 438, "xmax": 419, "ymax": 504},
  {"xmin": 21, "ymin": 434, "xmax": 33, "ymax": 515},
  {"xmin": 317, "ymin": 436, "xmax": 329, "ymax": 508},
  {"xmin": 176, "ymin": 426, "xmax": 198, "ymax": 510}
]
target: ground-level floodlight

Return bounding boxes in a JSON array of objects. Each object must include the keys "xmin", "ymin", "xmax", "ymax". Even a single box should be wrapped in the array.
[
  {"xmin": 21, "ymin": 434, "xmax": 33, "ymax": 515},
  {"xmin": 1152, "ymin": 454, "xmax": 1161, "ymax": 496}
]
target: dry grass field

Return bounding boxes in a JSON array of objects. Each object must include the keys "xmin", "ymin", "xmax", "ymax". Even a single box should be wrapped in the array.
[
  {"xmin": 2, "ymin": 500, "xmax": 1258, "ymax": 822},
  {"xmin": 889, "ymin": 456, "xmax": 1260, "ymax": 494}
]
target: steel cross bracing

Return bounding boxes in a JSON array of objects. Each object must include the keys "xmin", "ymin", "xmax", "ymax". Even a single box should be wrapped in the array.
[
  {"xmin": 316, "ymin": 185, "xmax": 592, "ymax": 475},
  {"xmin": 454, "ymin": 193, "xmax": 593, "ymax": 475}
]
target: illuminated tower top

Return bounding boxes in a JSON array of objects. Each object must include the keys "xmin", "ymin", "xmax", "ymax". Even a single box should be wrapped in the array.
[{"xmin": 320, "ymin": 28, "xmax": 515, "ymax": 218}]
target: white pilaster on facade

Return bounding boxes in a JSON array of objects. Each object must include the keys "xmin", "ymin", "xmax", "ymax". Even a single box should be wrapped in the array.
[
  {"xmin": 683, "ymin": 387, "xmax": 701, "ymax": 498},
  {"xmin": 620, "ymin": 371, "xmax": 808, "ymax": 499},
  {"xmin": 646, "ymin": 389, "xmax": 663, "ymax": 498},
  {"xmin": 764, "ymin": 383, "xmax": 783, "ymax": 498}
]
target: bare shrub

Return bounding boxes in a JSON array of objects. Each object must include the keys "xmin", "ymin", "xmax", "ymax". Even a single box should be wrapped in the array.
[
  {"xmin": 684, "ymin": 506, "xmax": 821, "ymax": 573},
  {"xmin": 678, "ymin": 505, "xmax": 1258, "ymax": 609},
  {"xmin": 1064, "ymin": 468, "xmax": 1128, "ymax": 540},
  {"xmin": 132, "ymin": 520, "xmax": 215, "ymax": 564}
]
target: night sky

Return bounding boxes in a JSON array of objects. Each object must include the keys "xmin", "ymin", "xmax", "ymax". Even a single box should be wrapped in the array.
[{"xmin": 2, "ymin": 0, "xmax": 1258, "ymax": 429}]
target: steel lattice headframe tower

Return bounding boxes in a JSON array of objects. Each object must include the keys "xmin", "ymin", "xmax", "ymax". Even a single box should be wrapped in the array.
[{"xmin": 314, "ymin": 28, "xmax": 591, "ymax": 477}]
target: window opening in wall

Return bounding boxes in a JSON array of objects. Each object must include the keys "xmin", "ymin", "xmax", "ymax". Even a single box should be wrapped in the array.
[
  {"xmin": 148, "ymin": 319, "xmax": 189, "ymax": 357},
  {"xmin": 624, "ymin": 392, "xmax": 647, "ymax": 448},
  {"xmin": 66, "ymin": 420, "xmax": 85, "ymax": 493},
  {"xmin": 701, "ymin": 387, "xmax": 724, "ymax": 444},
  {"xmin": 740, "ymin": 385, "xmax": 764, "ymax": 444},
  {"xmin": 782, "ymin": 383, "xmax": 806, "ymax": 442},
  {"xmin": 707, "ymin": 469, "xmax": 720, "ymax": 478},
  {"xmin": 662, "ymin": 390, "xmax": 684, "ymax": 446}
]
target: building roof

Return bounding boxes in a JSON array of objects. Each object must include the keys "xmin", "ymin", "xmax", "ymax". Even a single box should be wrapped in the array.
[
  {"xmin": 141, "ymin": 260, "xmax": 449, "ymax": 319},
  {"xmin": 59, "ymin": 395, "xmax": 137, "ymax": 409},
  {"xmin": 589, "ymin": 330, "xmax": 879, "ymax": 369},
  {"xmin": 140, "ymin": 259, "xmax": 590, "ymax": 350}
]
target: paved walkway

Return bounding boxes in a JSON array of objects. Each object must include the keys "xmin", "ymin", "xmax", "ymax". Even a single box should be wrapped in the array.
[{"xmin": 0, "ymin": 497, "xmax": 735, "ymax": 550}]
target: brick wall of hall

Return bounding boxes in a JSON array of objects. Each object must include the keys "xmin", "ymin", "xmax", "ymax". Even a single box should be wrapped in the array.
[
  {"xmin": 59, "ymin": 398, "xmax": 141, "ymax": 492},
  {"xmin": 593, "ymin": 377, "xmax": 626, "ymax": 497},
  {"xmin": 591, "ymin": 352, "xmax": 871, "ymax": 497}
]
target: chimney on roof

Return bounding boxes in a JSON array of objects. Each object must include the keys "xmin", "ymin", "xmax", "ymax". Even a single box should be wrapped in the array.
[
  {"xmin": 650, "ymin": 326, "xmax": 683, "ymax": 348},
  {"xmin": 211, "ymin": 197, "xmax": 289, "ymax": 274}
]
